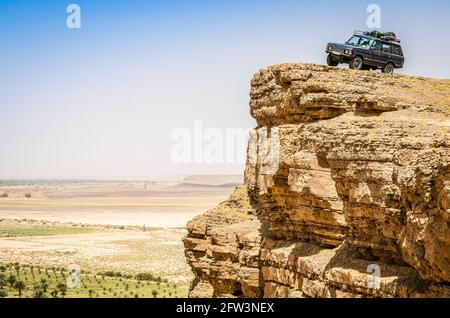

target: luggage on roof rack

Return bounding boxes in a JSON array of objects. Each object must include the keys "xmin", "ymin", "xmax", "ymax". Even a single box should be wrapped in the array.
[{"xmin": 355, "ymin": 30, "xmax": 401, "ymax": 43}]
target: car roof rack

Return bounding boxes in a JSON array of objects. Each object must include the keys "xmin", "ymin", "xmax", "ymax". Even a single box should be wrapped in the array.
[
  {"xmin": 354, "ymin": 30, "xmax": 401, "ymax": 44},
  {"xmin": 354, "ymin": 30, "xmax": 366, "ymax": 36}
]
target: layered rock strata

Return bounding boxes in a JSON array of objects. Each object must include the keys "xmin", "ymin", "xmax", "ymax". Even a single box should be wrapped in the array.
[{"xmin": 183, "ymin": 64, "xmax": 450, "ymax": 297}]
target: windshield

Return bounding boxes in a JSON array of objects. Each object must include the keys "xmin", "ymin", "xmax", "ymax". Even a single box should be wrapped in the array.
[{"xmin": 346, "ymin": 36, "xmax": 375, "ymax": 48}]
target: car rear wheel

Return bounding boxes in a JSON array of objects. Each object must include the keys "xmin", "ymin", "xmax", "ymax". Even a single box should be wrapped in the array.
[
  {"xmin": 349, "ymin": 56, "xmax": 364, "ymax": 70},
  {"xmin": 327, "ymin": 54, "xmax": 339, "ymax": 67},
  {"xmin": 382, "ymin": 63, "xmax": 394, "ymax": 74}
]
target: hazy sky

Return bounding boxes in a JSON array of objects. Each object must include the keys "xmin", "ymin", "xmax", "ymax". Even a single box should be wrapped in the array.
[{"xmin": 1, "ymin": 0, "xmax": 449, "ymax": 179}]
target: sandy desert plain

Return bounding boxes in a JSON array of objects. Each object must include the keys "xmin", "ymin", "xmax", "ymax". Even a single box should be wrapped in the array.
[{"xmin": 0, "ymin": 176, "xmax": 241, "ymax": 298}]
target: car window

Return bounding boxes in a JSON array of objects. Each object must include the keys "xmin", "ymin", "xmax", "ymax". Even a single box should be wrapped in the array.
[
  {"xmin": 382, "ymin": 43, "xmax": 392, "ymax": 54},
  {"xmin": 346, "ymin": 36, "xmax": 361, "ymax": 46},
  {"xmin": 371, "ymin": 40, "xmax": 382, "ymax": 51},
  {"xmin": 392, "ymin": 45, "xmax": 401, "ymax": 55},
  {"xmin": 359, "ymin": 37, "xmax": 374, "ymax": 48}
]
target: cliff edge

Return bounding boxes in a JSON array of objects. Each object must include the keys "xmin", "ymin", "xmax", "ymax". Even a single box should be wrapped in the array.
[{"xmin": 183, "ymin": 63, "xmax": 450, "ymax": 298}]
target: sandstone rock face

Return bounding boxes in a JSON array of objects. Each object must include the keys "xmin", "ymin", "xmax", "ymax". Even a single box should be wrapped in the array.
[{"xmin": 183, "ymin": 64, "xmax": 450, "ymax": 297}]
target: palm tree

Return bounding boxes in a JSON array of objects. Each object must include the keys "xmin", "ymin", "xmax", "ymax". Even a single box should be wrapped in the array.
[
  {"xmin": 14, "ymin": 280, "xmax": 26, "ymax": 297},
  {"xmin": 0, "ymin": 273, "xmax": 6, "ymax": 288},
  {"xmin": 56, "ymin": 283, "xmax": 67, "ymax": 296},
  {"xmin": 40, "ymin": 279, "xmax": 49, "ymax": 292},
  {"xmin": 7, "ymin": 274, "xmax": 16, "ymax": 287},
  {"xmin": 13, "ymin": 263, "xmax": 20, "ymax": 275},
  {"xmin": 33, "ymin": 285, "xmax": 47, "ymax": 298}
]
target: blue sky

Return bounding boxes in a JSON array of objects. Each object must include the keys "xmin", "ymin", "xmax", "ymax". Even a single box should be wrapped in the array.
[{"xmin": 1, "ymin": 0, "xmax": 449, "ymax": 179}]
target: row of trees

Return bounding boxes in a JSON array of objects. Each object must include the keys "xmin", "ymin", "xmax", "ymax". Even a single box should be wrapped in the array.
[
  {"xmin": 0, "ymin": 270, "xmax": 67, "ymax": 298},
  {"xmin": 1, "ymin": 264, "xmax": 178, "ymax": 298},
  {"xmin": 0, "ymin": 273, "xmax": 26, "ymax": 297},
  {"xmin": 33, "ymin": 279, "xmax": 67, "ymax": 298}
]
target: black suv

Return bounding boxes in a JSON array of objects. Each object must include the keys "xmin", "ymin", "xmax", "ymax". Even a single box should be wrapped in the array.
[{"xmin": 326, "ymin": 31, "xmax": 404, "ymax": 74}]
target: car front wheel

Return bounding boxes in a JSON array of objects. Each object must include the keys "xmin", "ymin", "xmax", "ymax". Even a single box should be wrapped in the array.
[
  {"xmin": 327, "ymin": 54, "xmax": 339, "ymax": 67},
  {"xmin": 382, "ymin": 63, "xmax": 394, "ymax": 74},
  {"xmin": 349, "ymin": 56, "xmax": 364, "ymax": 70}
]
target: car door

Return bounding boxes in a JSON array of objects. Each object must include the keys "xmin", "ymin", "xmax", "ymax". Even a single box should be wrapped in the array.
[
  {"xmin": 357, "ymin": 37, "xmax": 373, "ymax": 63},
  {"xmin": 390, "ymin": 44, "xmax": 404, "ymax": 67},
  {"xmin": 368, "ymin": 40, "xmax": 384, "ymax": 67},
  {"xmin": 380, "ymin": 42, "xmax": 393, "ymax": 66}
]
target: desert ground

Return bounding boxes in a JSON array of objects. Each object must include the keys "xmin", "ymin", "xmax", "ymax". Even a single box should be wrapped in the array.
[{"xmin": 0, "ymin": 176, "xmax": 241, "ymax": 297}]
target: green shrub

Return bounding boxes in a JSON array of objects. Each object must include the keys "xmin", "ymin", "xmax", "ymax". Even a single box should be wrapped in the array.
[
  {"xmin": 39, "ymin": 279, "xmax": 49, "ymax": 292},
  {"xmin": 13, "ymin": 280, "xmax": 26, "ymax": 297},
  {"xmin": 135, "ymin": 272, "xmax": 156, "ymax": 281},
  {"xmin": 33, "ymin": 285, "xmax": 47, "ymax": 298},
  {"xmin": 7, "ymin": 274, "xmax": 17, "ymax": 287},
  {"xmin": 97, "ymin": 271, "xmax": 123, "ymax": 278},
  {"xmin": 57, "ymin": 282, "xmax": 67, "ymax": 296}
]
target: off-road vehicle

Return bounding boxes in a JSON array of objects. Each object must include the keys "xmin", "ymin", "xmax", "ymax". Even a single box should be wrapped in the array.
[{"xmin": 325, "ymin": 31, "xmax": 404, "ymax": 74}]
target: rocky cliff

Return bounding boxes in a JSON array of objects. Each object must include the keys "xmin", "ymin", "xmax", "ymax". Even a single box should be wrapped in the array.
[{"xmin": 183, "ymin": 63, "xmax": 450, "ymax": 298}]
